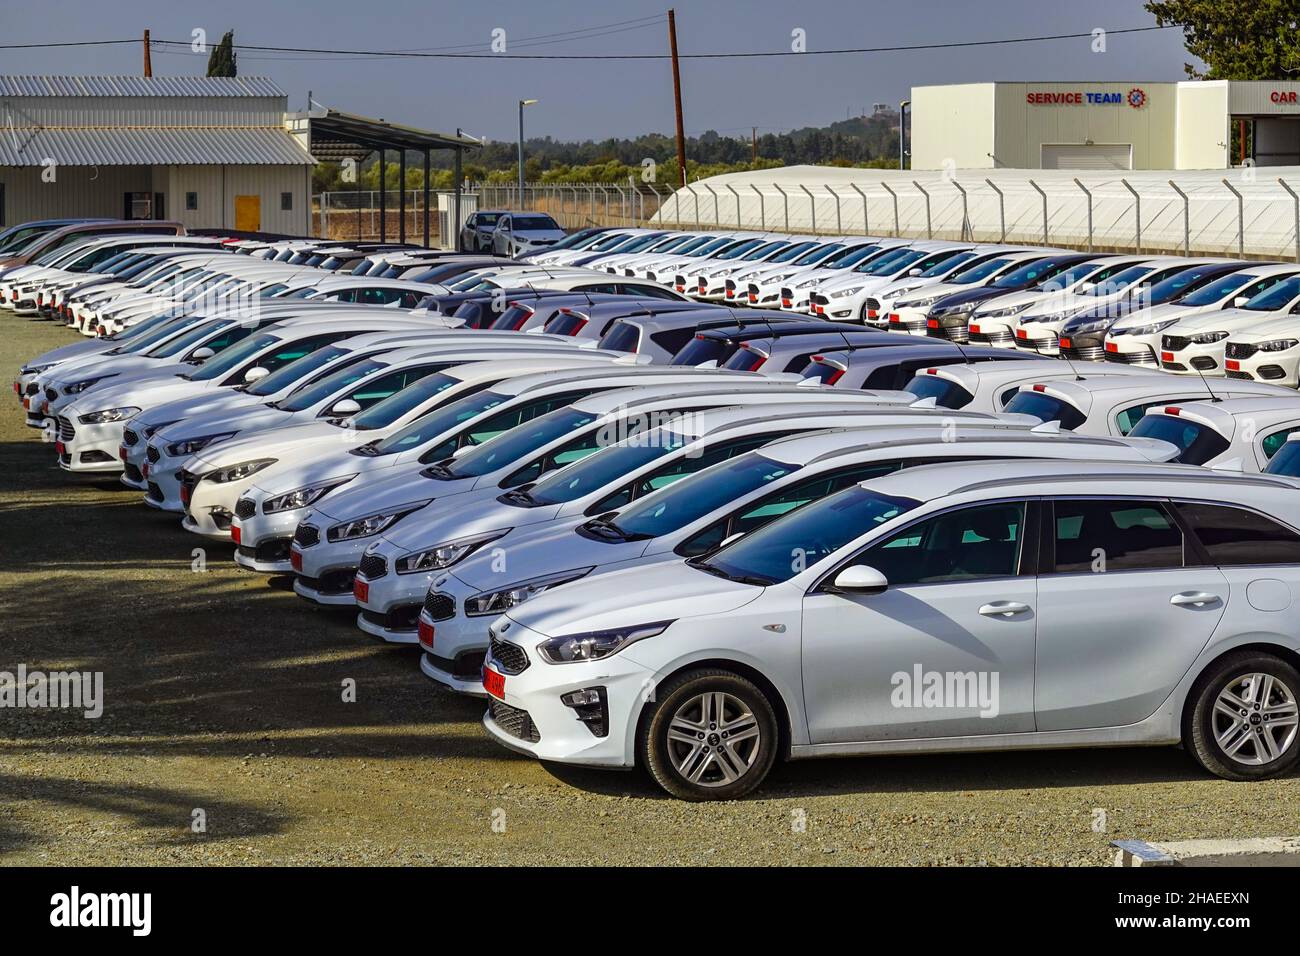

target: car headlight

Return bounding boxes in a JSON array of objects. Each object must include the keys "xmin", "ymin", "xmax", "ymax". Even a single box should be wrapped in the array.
[
  {"xmin": 1258, "ymin": 338, "xmax": 1300, "ymax": 352},
  {"xmin": 830, "ymin": 286, "xmax": 865, "ymax": 298},
  {"xmin": 261, "ymin": 474, "xmax": 355, "ymax": 511},
  {"xmin": 464, "ymin": 567, "xmax": 595, "ymax": 617},
  {"xmin": 64, "ymin": 376, "xmax": 110, "ymax": 395},
  {"xmin": 1188, "ymin": 330, "xmax": 1229, "ymax": 345},
  {"xmin": 1064, "ymin": 319, "xmax": 1111, "ymax": 336},
  {"xmin": 794, "ymin": 278, "xmax": 820, "ymax": 290},
  {"xmin": 77, "ymin": 406, "xmax": 140, "ymax": 425},
  {"xmin": 886, "ymin": 284, "xmax": 921, "ymax": 298},
  {"xmin": 537, "ymin": 620, "xmax": 675, "ymax": 664},
  {"xmin": 1113, "ymin": 318, "xmax": 1179, "ymax": 337},
  {"xmin": 205, "ymin": 458, "xmax": 278, "ymax": 484},
  {"xmin": 166, "ymin": 432, "xmax": 235, "ymax": 457},
  {"xmin": 21, "ymin": 362, "xmax": 57, "ymax": 375},
  {"xmin": 395, "ymin": 529, "xmax": 509, "ymax": 574},
  {"xmin": 736, "ymin": 271, "xmax": 759, "ymax": 281},
  {"xmin": 978, "ymin": 303, "xmax": 1033, "ymax": 319},
  {"xmin": 326, "ymin": 500, "xmax": 433, "ymax": 542},
  {"xmin": 896, "ymin": 295, "xmax": 939, "ymax": 309},
  {"xmin": 1020, "ymin": 310, "xmax": 1075, "ymax": 325}
]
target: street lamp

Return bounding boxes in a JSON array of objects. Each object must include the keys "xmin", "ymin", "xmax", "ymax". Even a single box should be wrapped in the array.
[{"xmin": 518, "ymin": 98, "xmax": 539, "ymax": 208}]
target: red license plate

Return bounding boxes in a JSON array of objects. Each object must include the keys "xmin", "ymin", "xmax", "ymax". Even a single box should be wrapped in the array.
[
  {"xmin": 482, "ymin": 667, "xmax": 506, "ymax": 700},
  {"xmin": 289, "ymin": 547, "xmax": 302, "ymax": 571},
  {"xmin": 119, "ymin": 446, "xmax": 128, "ymax": 461},
  {"xmin": 889, "ymin": 314, "xmax": 901, "ymax": 323},
  {"xmin": 1059, "ymin": 337, "xmax": 1072, "ymax": 349},
  {"xmin": 1105, "ymin": 342, "xmax": 1119, "ymax": 352},
  {"xmin": 417, "ymin": 619, "xmax": 434, "ymax": 648},
  {"xmin": 141, "ymin": 462, "xmax": 150, "ymax": 478},
  {"xmin": 724, "ymin": 289, "xmax": 734, "ymax": 298},
  {"xmin": 1161, "ymin": 351, "xmax": 1175, "ymax": 362},
  {"xmin": 1016, "ymin": 328, "xmax": 1028, "ymax": 339},
  {"xmin": 970, "ymin": 324, "xmax": 981, "ymax": 334},
  {"xmin": 1226, "ymin": 359, "xmax": 1240, "ymax": 371},
  {"xmin": 22, "ymin": 397, "xmax": 29, "ymax": 409},
  {"xmin": 353, "ymin": 578, "xmax": 369, "ymax": 602},
  {"xmin": 231, "ymin": 525, "xmax": 241, "ymax": 545},
  {"xmin": 54, "ymin": 441, "xmax": 65, "ymax": 455},
  {"xmin": 781, "ymin": 299, "xmax": 791, "ymax": 307}
]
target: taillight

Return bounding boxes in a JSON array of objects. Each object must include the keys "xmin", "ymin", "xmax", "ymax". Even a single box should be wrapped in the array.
[{"xmin": 825, "ymin": 369, "xmax": 845, "ymax": 386}]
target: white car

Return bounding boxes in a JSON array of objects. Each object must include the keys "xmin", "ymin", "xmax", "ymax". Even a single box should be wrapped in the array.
[
  {"xmin": 1000, "ymin": 374, "xmax": 1296, "ymax": 436},
  {"xmin": 477, "ymin": 458, "xmax": 1300, "ymax": 798},
  {"xmin": 1128, "ymin": 397, "xmax": 1300, "ymax": 470},
  {"xmin": 1223, "ymin": 315, "xmax": 1300, "ymax": 387},
  {"xmin": 884, "ymin": 250, "xmax": 1058, "ymax": 335},
  {"xmin": 1012, "ymin": 258, "xmax": 1224, "ymax": 356},
  {"xmin": 1132, "ymin": 271, "xmax": 1300, "ymax": 373},
  {"xmin": 736, "ymin": 239, "xmax": 880, "ymax": 309},
  {"xmin": 806, "ymin": 242, "xmax": 975, "ymax": 322},
  {"xmin": 902, "ymin": 359, "xmax": 1161, "ymax": 412},
  {"xmin": 185, "ymin": 353, "xmax": 644, "ymax": 546},
  {"xmin": 491, "ymin": 214, "xmax": 567, "ymax": 257}
]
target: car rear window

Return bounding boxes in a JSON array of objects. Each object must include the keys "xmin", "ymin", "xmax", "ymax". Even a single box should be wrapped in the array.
[
  {"xmin": 598, "ymin": 322, "xmax": 642, "ymax": 353},
  {"xmin": 670, "ymin": 335, "xmax": 728, "ymax": 367},
  {"xmin": 1002, "ymin": 391, "xmax": 1087, "ymax": 431},
  {"xmin": 1127, "ymin": 414, "xmax": 1231, "ymax": 465},
  {"xmin": 904, "ymin": 374, "xmax": 975, "ymax": 409},
  {"xmin": 1175, "ymin": 502, "xmax": 1300, "ymax": 565}
]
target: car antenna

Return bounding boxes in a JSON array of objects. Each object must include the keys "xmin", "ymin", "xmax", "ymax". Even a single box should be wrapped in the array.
[{"xmin": 1192, "ymin": 360, "xmax": 1222, "ymax": 403}]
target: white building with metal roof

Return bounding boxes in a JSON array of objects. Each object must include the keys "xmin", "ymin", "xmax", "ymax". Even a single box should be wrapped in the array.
[{"xmin": 0, "ymin": 75, "xmax": 315, "ymax": 233}]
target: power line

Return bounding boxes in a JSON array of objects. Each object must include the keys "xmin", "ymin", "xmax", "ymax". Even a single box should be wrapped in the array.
[{"xmin": 0, "ymin": 23, "xmax": 1177, "ymax": 59}]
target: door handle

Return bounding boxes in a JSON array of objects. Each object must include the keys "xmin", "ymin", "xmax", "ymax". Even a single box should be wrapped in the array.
[
  {"xmin": 978, "ymin": 601, "xmax": 1030, "ymax": 617},
  {"xmin": 1170, "ymin": 591, "xmax": 1222, "ymax": 607}
]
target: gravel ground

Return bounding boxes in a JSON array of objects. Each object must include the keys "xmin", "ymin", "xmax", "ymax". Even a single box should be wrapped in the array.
[{"xmin": 2, "ymin": 313, "xmax": 1299, "ymax": 867}]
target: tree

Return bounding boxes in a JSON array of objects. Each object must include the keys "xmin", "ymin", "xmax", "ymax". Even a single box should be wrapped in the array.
[
  {"xmin": 206, "ymin": 31, "xmax": 237, "ymax": 77},
  {"xmin": 1145, "ymin": 0, "xmax": 1300, "ymax": 78}
]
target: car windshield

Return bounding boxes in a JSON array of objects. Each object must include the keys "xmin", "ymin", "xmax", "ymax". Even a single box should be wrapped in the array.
[
  {"xmin": 792, "ymin": 244, "xmax": 844, "ymax": 266},
  {"xmin": 1264, "ymin": 439, "xmax": 1300, "ymax": 476},
  {"xmin": 920, "ymin": 251, "xmax": 977, "ymax": 277},
  {"xmin": 1176, "ymin": 271, "xmax": 1264, "ymax": 307},
  {"xmin": 475, "ymin": 213, "xmax": 501, "ymax": 226},
  {"xmin": 698, "ymin": 484, "xmax": 918, "ymax": 585},
  {"xmin": 608, "ymin": 452, "xmax": 801, "ymax": 539},
  {"xmin": 763, "ymin": 241, "xmax": 818, "ymax": 264},
  {"xmin": 347, "ymin": 371, "xmax": 463, "ymax": 430},
  {"xmin": 1029, "ymin": 261, "xmax": 1106, "ymax": 292},
  {"xmin": 739, "ymin": 240, "xmax": 789, "ymax": 261},
  {"xmin": 544, "ymin": 230, "xmax": 601, "ymax": 251},
  {"xmin": 513, "ymin": 216, "xmax": 559, "ymax": 230},
  {"xmin": 1151, "ymin": 266, "xmax": 1229, "ymax": 303},
  {"xmin": 1244, "ymin": 275, "xmax": 1300, "ymax": 311},
  {"xmin": 605, "ymin": 233, "xmax": 664, "ymax": 253},
  {"xmin": 116, "ymin": 315, "xmax": 207, "ymax": 353},
  {"xmin": 862, "ymin": 249, "xmax": 928, "ymax": 276},
  {"xmin": 0, "ymin": 226, "xmax": 52, "ymax": 251},
  {"xmin": 442, "ymin": 407, "xmax": 597, "ymax": 478},
  {"xmin": 276, "ymin": 358, "xmax": 387, "ymax": 411},
  {"xmin": 820, "ymin": 244, "xmax": 880, "ymax": 268},
  {"xmin": 372, "ymin": 389, "xmax": 511, "ymax": 455},
  {"xmin": 989, "ymin": 258, "xmax": 1066, "ymax": 288},
  {"xmin": 658, "ymin": 235, "xmax": 714, "ymax": 256},
  {"xmin": 127, "ymin": 263, "xmax": 181, "ymax": 288},
  {"xmin": 953, "ymin": 257, "xmax": 1014, "ymax": 284},
  {"xmin": 245, "ymin": 345, "xmax": 352, "ymax": 397},
  {"xmin": 145, "ymin": 319, "xmax": 232, "ymax": 358},
  {"xmin": 1079, "ymin": 264, "xmax": 1156, "ymax": 296},
  {"xmin": 187, "ymin": 332, "xmax": 280, "ymax": 381},
  {"xmin": 683, "ymin": 237, "xmax": 736, "ymax": 257},
  {"xmin": 713, "ymin": 238, "xmax": 766, "ymax": 260},
  {"xmin": 522, "ymin": 432, "xmax": 687, "ymax": 505}
]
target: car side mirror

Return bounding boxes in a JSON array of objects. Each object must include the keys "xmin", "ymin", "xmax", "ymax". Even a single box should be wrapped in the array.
[
  {"xmin": 330, "ymin": 398, "xmax": 362, "ymax": 416},
  {"xmin": 451, "ymin": 444, "xmax": 475, "ymax": 459},
  {"xmin": 907, "ymin": 268, "xmax": 923, "ymax": 276},
  {"xmin": 1233, "ymin": 296, "xmax": 1250, "ymax": 307},
  {"xmin": 719, "ymin": 532, "xmax": 744, "ymax": 548},
  {"xmin": 189, "ymin": 346, "xmax": 215, "ymax": 362},
  {"xmin": 831, "ymin": 564, "xmax": 889, "ymax": 595},
  {"xmin": 244, "ymin": 366, "xmax": 269, "ymax": 383}
]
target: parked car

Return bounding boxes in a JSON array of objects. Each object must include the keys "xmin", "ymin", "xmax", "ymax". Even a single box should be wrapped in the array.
[{"xmin": 491, "ymin": 213, "xmax": 567, "ymax": 257}]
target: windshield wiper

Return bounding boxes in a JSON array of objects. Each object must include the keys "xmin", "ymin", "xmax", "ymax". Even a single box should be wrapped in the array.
[
  {"xmin": 421, "ymin": 461, "xmax": 456, "ymax": 480},
  {"xmin": 686, "ymin": 556, "xmax": 772, "ymax": 586}
]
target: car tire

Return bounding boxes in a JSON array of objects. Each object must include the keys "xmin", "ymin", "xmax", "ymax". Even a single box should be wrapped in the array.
[
  {"xmin": 1185, "ymin": 650, "xmax": 1300, "ymax": 781},
  {"xmin": 639, "ymin": 668, "xmax": 779, "ymax": 801}
]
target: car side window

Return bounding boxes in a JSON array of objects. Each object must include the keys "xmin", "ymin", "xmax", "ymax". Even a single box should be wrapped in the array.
[
  {"xmin": 1175, "ymin": 502, "xmax": 1300, "ymax": 565},
  {"xmin": 997, "ymin": 385, "xmax": 1021, "ymax": 408},
  {"xmin": 1114, "ymin": 401, "xmax": 1171, "ymax": 436},
  {"xmin": 455, "ymin": 392, "xmax": 598, "ymax": 452},
  {"xmin": 1262, "ymin": 427, "xmax": 1300, "ymax": 459},
  {"xmin": 345, "ymin": 366, "xmax": 439, "ymax": 409},
  {"xmin": 678, "ymin": 461, "xmax": 906, "ymax": 557},
  {"xmin": 854, "ymin": 501, "xmax": 1027, "ymax": 587},
  {"xmin": 1049, "ymin": 499, "xmax": 1183, "ymax": 573}
]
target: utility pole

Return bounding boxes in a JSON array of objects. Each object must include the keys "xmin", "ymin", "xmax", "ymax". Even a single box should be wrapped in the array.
[
  {"xmin": 751, "ymin": 127, "xmax": 757, "ymax": 164},
  {"xmin": 143, "ymin": 29, "xmax": 152, "ymax": 77},
  {"xmin": 898, "ymin": 99, "xmax": 910, "ymax": 170},
  {"xmin": 668, "ymin": 9, "xmax": 687, "ymax": 187}
]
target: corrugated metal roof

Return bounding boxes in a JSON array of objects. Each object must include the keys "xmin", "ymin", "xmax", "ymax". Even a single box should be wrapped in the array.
[
  {"xmin": 0, "ymin": 126, "xmax": 314, "ymax": 166},
  {"xmin": 0, "ymin": 75, "xmax": 286, "ymax": 97}
]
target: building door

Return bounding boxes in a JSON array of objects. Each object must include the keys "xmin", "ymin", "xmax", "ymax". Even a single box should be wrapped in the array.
[
  {"xmin": 1040, "ymin": 143, "xmax": 1133, "ymax": 170},
  {"xmin": 234, "ymin": 195, "xmax": 261, "ymax": 231}
]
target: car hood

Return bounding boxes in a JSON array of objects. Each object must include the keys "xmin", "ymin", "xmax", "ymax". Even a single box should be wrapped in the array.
[
  {"xmin": 514, "ymin": 229, "xmax": 567, "ymax": 242},
  {"xmin": 309, "ymin": 462, "xmax": 484, "ymax": 523},
  {"xmin": 372, "ymin": 495, "xmax": 558, "ymax": 555},
  {"xmin": 24, "ymin": 338, "xmax": 114, "ymax": 369},
  {"xmin": 501, "ymin": 558, "xmax": 763, "ymax": 637},
  {"xmin": 1160, "ymin": 306, "xmax": 1280, "ymax": 335},
  {"xmin": 934, "ymin": 286, "xmax": 1014, "ymax": 311},
  {"xmin": 187, "ymin": 420, "xmax": 360, "ymax": 471},
  {"xmin": 153, "ymin": 405, "xmax": 289, "ymax": 445},
  {"xmin": 1110, "ymin": 302, "xmax": 1210, "ymax": 334},
  {"xmin": 63, "ymin": 375, "xmax": 211, "ymax": 419},
  {"xmin": 133, "ymin": 389, "xmax": 266, "ymax": 430},
  {"xmin": 1229, "ymin": 315, "xmax": 1300, "ymax": 342}
]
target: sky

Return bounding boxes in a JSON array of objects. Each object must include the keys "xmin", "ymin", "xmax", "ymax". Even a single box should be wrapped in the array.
[{"xmin": 0, "ymin": 0, "xmax": 1201, "ymax": 143}]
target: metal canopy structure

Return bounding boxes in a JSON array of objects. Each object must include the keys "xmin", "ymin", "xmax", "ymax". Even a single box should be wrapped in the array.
[{"xmin": 288, "ymin": 106, "xmax": 482, "ymax": 247}]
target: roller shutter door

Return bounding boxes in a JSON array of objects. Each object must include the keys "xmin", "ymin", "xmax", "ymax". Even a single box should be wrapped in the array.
[{"xmin": 1040, "ymin": 144, "xmax": 1133, "ymax": 170}]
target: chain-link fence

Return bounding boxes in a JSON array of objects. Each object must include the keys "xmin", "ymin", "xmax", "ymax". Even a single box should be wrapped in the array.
[{"xmin": 315, "ymin": 169, "xmax": 1300, "ymax": 261}]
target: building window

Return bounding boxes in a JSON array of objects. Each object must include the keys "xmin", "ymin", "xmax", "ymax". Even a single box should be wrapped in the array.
[
  {"xmin": 281, "ymin": 192, "xmax": 293, "ymax": 211},
  {"xmin": 185, "ymin": 191, "xmax": 198, "ymax": 211}
]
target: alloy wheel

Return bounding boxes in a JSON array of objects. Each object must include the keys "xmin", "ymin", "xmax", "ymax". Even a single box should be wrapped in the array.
[
  {"xmin": 666, "ymin": 691, "xmax": 762, "ymax": 787},
  {"xmin": 1213, "ymin": 672, "xmax": 1299, "ymax": 766}
]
